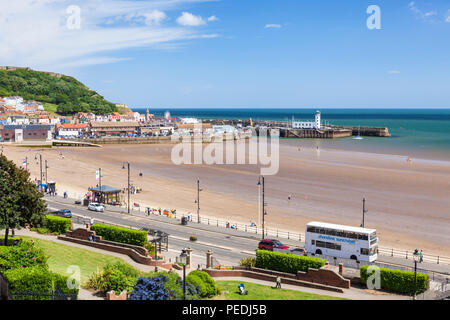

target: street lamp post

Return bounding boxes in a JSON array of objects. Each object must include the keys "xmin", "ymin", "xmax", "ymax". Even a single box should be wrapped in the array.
[
  {"xmin": 361, "ymin": 198, "xmax": 368, "ymax": 228},
  {"xmin": 122, "ymin": 162, "xmax": 131, "ymax": 214},
  {"xmin": 261, "ymin": 176, "xmax": 267, "ymax": 240},
  {"xmin": 195, "ymin": 179, "xmax": 203, "ymax": 223},
  {"xmin": 45, "ymin": 160, "xmax": 49, "ymax": 185},
  {"xmin": 179, "ymin": 248, "xmax": 189, "ymax": 300},
  {"xmin": 35, "ymin": 154, "xmax": 43, "ymax": 192},
  {"xmin": 413, "ymin": 252, "xmax": 419, "ymax": 300}
]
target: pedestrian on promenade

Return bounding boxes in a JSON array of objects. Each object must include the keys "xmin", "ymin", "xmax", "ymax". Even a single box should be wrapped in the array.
[
  {"xmin": 275, "ymin": 277, "xmax": 281, "ymax": 289},
  {"xmin": 90, "ymin": 218, "xmax": 95, "ymax": 227},
  {"xmin": 420, "ymin": 250, "xmax": 423, "ymax": 263}
]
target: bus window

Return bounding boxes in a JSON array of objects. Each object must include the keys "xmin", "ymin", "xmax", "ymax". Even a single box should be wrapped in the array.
[
  {"xmin": 361, "ymin": 248, "xmax": 369, "ymax": 255},
  {"xmin": 370, "ymin": 246, "xmax": 378, "ymax": 255},
  {"xmin": 370, "ymin": 232, "xmax": 377, "ymax": 240},
  {"xmin": 311, "ymin": 240, "xmax": 315, "ymax": 245}
]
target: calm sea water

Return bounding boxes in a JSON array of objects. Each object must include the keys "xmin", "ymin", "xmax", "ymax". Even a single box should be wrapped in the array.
[{"xmin": 133, "ymin": 108, "xmax": 450, "ymax": 161}]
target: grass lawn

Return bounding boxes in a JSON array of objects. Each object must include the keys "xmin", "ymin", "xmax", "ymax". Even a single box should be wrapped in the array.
[
  {"xmin": 215, "ymin": 281, "xmax": 349, "ymax": 300},
  {"xmin": 13, "ymin": 235, "xmax": 132, "ymax": 284}
]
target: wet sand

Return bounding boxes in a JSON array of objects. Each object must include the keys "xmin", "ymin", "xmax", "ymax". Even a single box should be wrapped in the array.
[{"xmin": 3, "ymin": 141, "xmax": 450, "ymax": 256}]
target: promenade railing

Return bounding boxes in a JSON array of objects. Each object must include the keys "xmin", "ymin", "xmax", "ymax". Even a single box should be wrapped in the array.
[{"xmin": 55, "ymin": 195, "xmax": 450, "ymax": 267}]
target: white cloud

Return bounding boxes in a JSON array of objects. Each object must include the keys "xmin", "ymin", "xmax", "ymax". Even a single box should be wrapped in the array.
[
  {"xmin": 176, "ymin": 12, "xmax": 206, "ymax": 26},
  {"xmin": 388, "ymin": 70, "xmax": 401, "ymax": 74},
  {"xmin": 142, "ymin": 10, "xmax": 167, "ymax": 26},
  {"xmin": 207, "ymin": 15, "xmax": 219, "ymax": 22},
  {"xmin": 264, "ymin": 24, "xmax": 281, "ymax": 29},
  {"xmin": 446, "ymin": 11, "xmax": 450, "ymax": 23},
  {"xmin": 0, "ymin": 0, "xmax": 217, "ymax": 70},
  {"xmin": 408, "ymin": 2, "xmax": 441, "ymax": 21}
]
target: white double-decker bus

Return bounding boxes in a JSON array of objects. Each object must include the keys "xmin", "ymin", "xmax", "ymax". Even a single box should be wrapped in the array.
[{"xmin": 305, "ymin": 221, "xmax": 378, "ymax": 262}]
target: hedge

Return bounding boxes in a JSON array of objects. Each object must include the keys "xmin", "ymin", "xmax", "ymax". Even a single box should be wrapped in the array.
[
  {"xmin": 255, "ymin": 250, "xmax": 327, "ymax": 274},
  {"xmin": 90, "ymin": 224, "xmax": 148, "ymax": 246},
  {"xmin": 43, "ymin": 215, "xmax": 71, "ymax": 234},
  {"xmin": 3, "ymin": 266, "xmax": 78, "ymax": 300},
  {"xmin": 360, "ymin": 265, "xmax": 428, "ymax": 294}
]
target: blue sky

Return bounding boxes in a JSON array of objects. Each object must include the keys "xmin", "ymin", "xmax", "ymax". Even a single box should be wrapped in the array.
[{"xmin": 1, "ymin": 0, "xmax": 450, "ymax": 108}]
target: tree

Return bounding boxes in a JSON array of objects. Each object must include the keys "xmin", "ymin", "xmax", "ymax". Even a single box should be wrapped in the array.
[{"xmin": 0, "ymin": 154, "xmax": 47, "ymax": 246}]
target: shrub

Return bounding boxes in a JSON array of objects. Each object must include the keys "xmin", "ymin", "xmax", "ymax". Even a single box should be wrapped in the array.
[
  {"xmin": 128, "ymin": 276, "xmax": 172, "ymax": 300},
  {"xmin": 240, "ymin": 257, "xmax": 256, "ymax": 268},
  {"xmin": 90, "ymin": 224, "xmax": 148, "ymax": 246},
  {"xmin": 188, "ymin": 270, "xmax": 218, "ymax": 297},
  {"xmin": 86, "ymin": 262, "xmax": 140, "ymax": 294},
  {"xmin": 0, "ymin": 240, "xmax": 48, "ymax": 273},
  {"xmin": 360, "ymin": 265, "xmax": 428, "ymax": 294},
  {"xmin": 255, "ymin": 250, "xmax": 326, "ymax": 274},
  {"xmin": 144, "ymin": 242, "xmax": 155, "ymax": 255},
  {"xmin": 4, "ymin": 266, "xmax": 78, "ymax": 300},
  {"xmin": 186, "ymin": 274, "xmax": 207, "ymax": 297},
  {"xmin": 43, "ymin": 215, "xmax": 71, "ymax": 234},
  {"xmin": 37, "ymin": 228, "xmax": 49, "ymax": 234}
]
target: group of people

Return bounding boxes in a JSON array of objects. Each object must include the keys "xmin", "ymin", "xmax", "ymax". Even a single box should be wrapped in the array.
[
  {"xmin": 414, "ymin": 249, "xmax": 424, "ymax": 263},
  {"xmin": 122, "ymin": 186, "xmax": 142, "ymax": 195},
  {"xmin": 146, "ymin": 207, "xmax": 177, "ymax": 218}
]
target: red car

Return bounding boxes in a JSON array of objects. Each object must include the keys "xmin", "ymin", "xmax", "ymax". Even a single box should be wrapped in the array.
[{"xmin": 258, "ymin": 239, "xmax": 290, "ymax": 252}]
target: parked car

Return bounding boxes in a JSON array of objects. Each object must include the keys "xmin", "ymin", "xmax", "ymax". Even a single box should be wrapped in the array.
[
  {"xmin": 258, "ymin": 239, "xmax": 290, "ymax": 252},
  {"xmin": 88, "ymin": 203, "xmax": 105, "ymax": 212},
  {"xmin": 290, "ymin": 248, "xmax": 307, "ymax": 256},
  {"xmin": 50, "ymin": 209, "xmax": 72, "ymax": 218}
]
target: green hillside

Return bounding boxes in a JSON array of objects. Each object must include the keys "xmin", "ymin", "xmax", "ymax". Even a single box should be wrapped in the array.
[{"xmin": 0, "ymin": 68, "xmax": 117, "ymax": 115}]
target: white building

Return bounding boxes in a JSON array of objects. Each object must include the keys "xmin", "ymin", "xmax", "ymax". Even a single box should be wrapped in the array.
[
  {"xmin": 181, "ymin": 118, "xmax": 199, "ymax": 124},
  {"xmin": 292, "ymin": 110, "xmax": 321, "ymax": 130}
]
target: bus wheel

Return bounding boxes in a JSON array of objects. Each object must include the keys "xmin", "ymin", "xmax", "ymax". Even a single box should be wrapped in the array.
[
  {"xmin": 350, "ymin": 255, "xmax": 357, "ymax": 260},
  {"xmin": 315, "ymin": 249, "xmax": 322, "ymax": 255}
]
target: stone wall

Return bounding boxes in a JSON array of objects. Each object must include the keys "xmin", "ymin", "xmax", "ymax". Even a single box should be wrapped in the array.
[{"xmin": 57, "ymin": 234, "xmax": 167, "ymax": 267}]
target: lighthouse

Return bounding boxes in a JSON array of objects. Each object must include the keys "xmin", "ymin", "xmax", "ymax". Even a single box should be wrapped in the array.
[{"xmin": 315, "ymin": 110, "xmax": 321, "ymax": 130}]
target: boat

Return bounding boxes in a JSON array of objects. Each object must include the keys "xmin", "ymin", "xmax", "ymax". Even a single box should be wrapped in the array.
[{"xmin": 353, "ymin": 126, "xmax": 363, "ymax": 140}]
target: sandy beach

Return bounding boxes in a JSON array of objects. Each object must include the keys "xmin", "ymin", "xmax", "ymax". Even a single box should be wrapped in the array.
[{"xmin": 3, "ymin": 141, "xmax": 450, "ymax": 256}]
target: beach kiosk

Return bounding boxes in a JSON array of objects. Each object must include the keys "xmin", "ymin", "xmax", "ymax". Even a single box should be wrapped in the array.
[{"xmin": 88, "ymin": 185, "xmax": 121, "ymax": 206}]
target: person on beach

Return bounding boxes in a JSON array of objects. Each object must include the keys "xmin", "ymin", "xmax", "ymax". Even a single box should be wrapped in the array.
[{"xmin": 420, "ymin": 250, "xmax": 423, "ymax": 263}]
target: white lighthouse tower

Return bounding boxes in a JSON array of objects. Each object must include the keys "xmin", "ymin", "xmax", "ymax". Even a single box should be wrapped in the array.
[{"xmin": 315, "ymin": 110, "xmax": 321, "ymax": 129}]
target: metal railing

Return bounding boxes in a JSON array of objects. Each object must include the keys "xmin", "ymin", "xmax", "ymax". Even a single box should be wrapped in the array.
[
  {"xmin": 10, "ymin": 286, "xmax": 77, "ymax": 300},
  {"xmin": 66, "ymin": 197, "xmax": 450, "ymax": 267}
]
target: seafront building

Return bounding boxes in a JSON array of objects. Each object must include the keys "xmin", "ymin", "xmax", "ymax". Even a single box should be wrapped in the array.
[{"xmin": 292, "ymin": 110, "xmax": 321, "ymax": 130}]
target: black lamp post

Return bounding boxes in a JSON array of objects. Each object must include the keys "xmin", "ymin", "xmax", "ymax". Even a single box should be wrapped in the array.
[
  {"xmin": 179, "ymin": 248, "xmax": 189, "ymax": 300},
  {"xmin": 35, "ymin": 154, "xmax": 43, "ymax": 192},
  {"xmin": 413, "ymin": 252, "xmax": 419, "ymax": 300},
  {"xmin": 195, "ymin": 179, "xmax": 203, "ymax": 223},
  {"xmin": 122, "ymin": 162, "xmax": 131, "ymax": 214}
]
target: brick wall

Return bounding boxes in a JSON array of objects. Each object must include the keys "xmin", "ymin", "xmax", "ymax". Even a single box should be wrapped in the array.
[
  {"xmin": 204, "ymin": 268, "xmax": 345, "ymax": 293},
  {"xmin": 57, "ymin": 235, "xmax": 166, "ymax": 267},
  {"xmin": 204, "ymin": 266, "xmax": 350, "ymax": 291}
]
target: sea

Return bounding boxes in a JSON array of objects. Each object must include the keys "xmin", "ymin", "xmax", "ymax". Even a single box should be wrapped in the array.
[{"xmin": 132, "ymin": 108, "xmax": 450, "ymax": 162}]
